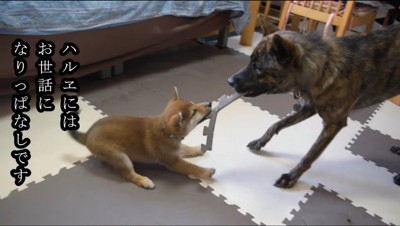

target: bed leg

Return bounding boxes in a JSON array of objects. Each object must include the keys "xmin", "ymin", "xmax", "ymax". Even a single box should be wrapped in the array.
[
  {"xmin": 97, "ymin": 63, "xmax": 124, "ymax": 79},
  {"xmin": 216, "ymin": 25, "xmax": 229, "ymax": 49},
  {"xmin": 98, "ymin": 67, "xmax": 113, "ymax": 79},
  {"xmin": 112, "ymin": 62, "xmax": 124, "ymax": 76}
]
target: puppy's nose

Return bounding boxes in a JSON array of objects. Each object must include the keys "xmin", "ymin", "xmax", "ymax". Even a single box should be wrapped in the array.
[{"xmin": 207, "ymin": 102, "xmax": 212, "ymax": 107}]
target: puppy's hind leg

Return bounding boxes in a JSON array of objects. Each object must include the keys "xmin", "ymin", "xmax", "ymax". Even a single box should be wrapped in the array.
[
  {"xmin": 94, "ymin": 147, "xmax": 155, "ymax": 189},
  {"xmin": 248, "ymin": 106, "xmax": 316, "ymax": 151}
]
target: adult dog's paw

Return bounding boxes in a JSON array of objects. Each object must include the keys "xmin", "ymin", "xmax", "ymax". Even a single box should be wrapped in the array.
[
  {"xmin": 247, "ymin": 139, "xmax": 265, "ymax": 151},
  {"xmin": 394, "ymin": 174, "xmax": 400, "ymax": 186},
  {"xmin": 274, "ymin": 173, "xmax": 297, "ymax": 188}
]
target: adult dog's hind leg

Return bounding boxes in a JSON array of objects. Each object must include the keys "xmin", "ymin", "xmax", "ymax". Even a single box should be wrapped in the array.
[
  {"xmin": 275, "ymin": 119, "xmax": 346, "ymax": 188},
  {"xmin": 248, "ymin": 106, "xmax": 316, "ymax": 151}
]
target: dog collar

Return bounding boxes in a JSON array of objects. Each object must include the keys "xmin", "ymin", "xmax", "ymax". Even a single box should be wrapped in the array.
[
  {"xmin": 293, "ymin": 91, "xmax": 303, "ymax": 100},
  {"xmin": 161, "ymin": 122, "xmax": 185, "ymax": 142},
  {"xmin": 161, "ymin": 127, "xmax": 185, "ymax": 142},
  {"xmin": 168, "ymin": 133, "xmax": 185, "ymax": 142},
  {"xmin": 292, "ymin": 91, "xmax": 304, "ymax": 112}
]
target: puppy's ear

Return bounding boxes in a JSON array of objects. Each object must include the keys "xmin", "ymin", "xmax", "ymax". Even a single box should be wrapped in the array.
[
  {"xmin": 169, "ymin": 112, "xmax": 183, "ymax": 128},
  {"xmin": 257, "ymin": 14, "xmax": 279, "ymax": 36},
  {"xmin": 270, "ymin": 34, "xmax": 299, "ymax": 67},
  {"xmin": 171, "ymin": 86, "xmax": 179, "ymax": 101}
]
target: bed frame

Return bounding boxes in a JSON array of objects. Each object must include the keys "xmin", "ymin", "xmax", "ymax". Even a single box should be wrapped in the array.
[{"xmin": 1, "ymin": 11, "xmax": 232, "ymax": 95}]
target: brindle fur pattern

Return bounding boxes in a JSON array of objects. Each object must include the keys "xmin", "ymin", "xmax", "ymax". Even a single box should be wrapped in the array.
[{"xmin": 228, "ymin": 17, "xmax": 400, "ymax": 188}]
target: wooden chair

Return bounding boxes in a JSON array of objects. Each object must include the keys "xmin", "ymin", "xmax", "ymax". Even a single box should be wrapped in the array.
[
  {"xmin": 239, "ymin": 0, "xmax": 264, "ymax": 46},
  {"xmin": 390, "ymin": 95, "xmax": 400, "ymax": 106},
  {"xmin": 278, "ymin": 1, "xmax": 377, "ymax": 37},
  {"xmin": 205, "ymin": 1, "xmax": 265, "ymax": 47}
]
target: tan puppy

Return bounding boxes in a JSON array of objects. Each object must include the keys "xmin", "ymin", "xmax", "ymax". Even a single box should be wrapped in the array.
[{"xmin": 69, "ymin": 88, "xmax": 215, "ymax": 189}]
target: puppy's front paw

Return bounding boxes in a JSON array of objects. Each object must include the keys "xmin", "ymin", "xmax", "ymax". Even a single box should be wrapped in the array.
[
  {"xmin": 192, "ymin": 167, "xmax": 216, "ymax": 179},
  {"xmin": 137, "ymin": 176, "xmax": 155, "ymax": 190},
  {"xmin": 204, "ymin": 167, "xmax": 216, "ymax": 178},
  {"xmin": 181, "ymin": 145, "xmax": 204, "ymax": 157},
  {"xmin": 192, "ymin": 145, "xmax": 205, "ymax": 155}
]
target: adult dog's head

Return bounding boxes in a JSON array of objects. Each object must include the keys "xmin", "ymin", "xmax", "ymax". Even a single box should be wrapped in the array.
[{"xmin": 228, "ymin": 15, "xmax": 303, "ymax": 97}]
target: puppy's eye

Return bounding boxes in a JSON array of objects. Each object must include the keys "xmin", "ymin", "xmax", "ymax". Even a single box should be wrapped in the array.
[{"xmin": 191, "ymin": 109, "xmax": 197, "ymax": 117}]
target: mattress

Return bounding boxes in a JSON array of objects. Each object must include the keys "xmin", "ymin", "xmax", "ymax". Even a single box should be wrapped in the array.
[{"xmin": 0, "ymin": 1, "xmax": 250, "ymax": 35}]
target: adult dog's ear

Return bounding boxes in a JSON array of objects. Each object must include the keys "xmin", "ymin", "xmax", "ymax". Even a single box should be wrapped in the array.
[
  {"xmin": 257, "ymin": 14, "xmax": 280, "ymax": 36},
  {"xmin": 270, "ymin": 34, "xmax": 300, "ymax": 67}
]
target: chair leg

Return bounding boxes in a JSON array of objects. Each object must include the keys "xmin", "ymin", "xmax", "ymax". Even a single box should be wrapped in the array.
[
  {"xmin": 365, "ymin": 12, "xmax": 377, "ymax": 33},
  {"xmin": 262, "ymin": 0, "xmax": 272, "ymax": 20},
  {"xmin": 335, "ymin": 25, "xmax": 347, "ymax": 37},
  {"xmin": 239, "ymin": 0, "xmax": 261, "ymax": 46},
  {"xmin": 289, "ymin": 15, "xmax": 302, "ymax": 31},
  {"xmin": 364, "ymin": 22, "xmax": 374, "ymax": 33},
  {"xmin": 307, "ymin": 19, "xmax": 318, "ymax": 33},
  {"xmin": 278, "ymin": 1, "xmax": 291, "ymax": 30}
]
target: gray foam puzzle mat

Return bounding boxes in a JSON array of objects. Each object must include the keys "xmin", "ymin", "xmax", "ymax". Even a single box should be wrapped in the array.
[
  {"xmin": 349, "ymin": 104, "xmax": 381, "ymax": 124},
  {"xmin": 0, "ymin": 156, "xmax": 256, "ymax": 225},
  {"xmin": 283, "ymin": 184, "xmax": 389, "ymax": 225},
  {"xmin": 348, "ymin": 126, "xmax": 400, "ymax": 174}
]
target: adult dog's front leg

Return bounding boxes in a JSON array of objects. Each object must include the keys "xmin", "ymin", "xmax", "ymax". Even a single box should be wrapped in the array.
[
  {"xmin": 275, "ymin": 120, "xmax": 347, "ymax": 188},
  {"xmin": 248, "ymin": 106, "xmax": 316, "ymax": 151}
]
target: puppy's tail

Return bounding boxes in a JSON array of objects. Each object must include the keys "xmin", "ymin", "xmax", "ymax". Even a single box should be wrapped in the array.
[
  {"xmin": 69, "ymin": 130, "xmax": 87, "ymax": 146},
  {"xmin": 68, "ymin": 109, "xmax": 86, "ymax": 145}
]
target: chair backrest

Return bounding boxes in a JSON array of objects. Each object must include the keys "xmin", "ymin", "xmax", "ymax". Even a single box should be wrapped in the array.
[{"xmin": 277, "ymin": 0, "xmax": 367, "ymax": 37}]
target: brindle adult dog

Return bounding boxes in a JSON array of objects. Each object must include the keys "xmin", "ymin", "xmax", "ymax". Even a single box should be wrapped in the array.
[{"xmin": 228, "ymin": 17, "xmax": 400, "ymax": 188}]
